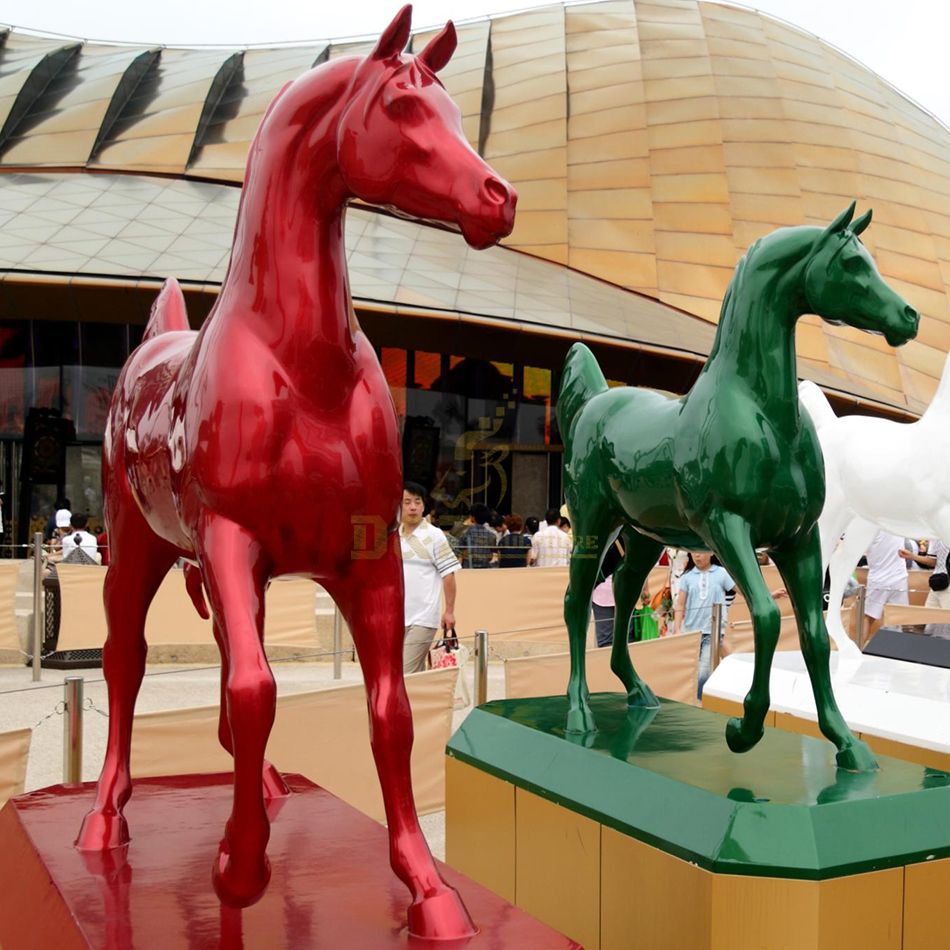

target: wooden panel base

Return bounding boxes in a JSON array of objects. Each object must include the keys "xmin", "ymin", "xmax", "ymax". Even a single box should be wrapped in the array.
[
  {"xmin": 447, "ymin": 759, "xmax": 917, "ymax": 950},
  {"xmin": 0, "ymin": 772, "xmax": 580, "ymax": 949},
  {"xmin": 448, "ymin": 695, "xmax": 950, "ymax": 950}
]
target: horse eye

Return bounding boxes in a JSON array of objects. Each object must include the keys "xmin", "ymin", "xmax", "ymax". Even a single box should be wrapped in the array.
[
  {"xmin": 841, "ymin": 251, "xmax": 864, "ymax": 274},
  {"xmin": 386, "ymin": 94, "xmax": 421, "ymax": 122}
]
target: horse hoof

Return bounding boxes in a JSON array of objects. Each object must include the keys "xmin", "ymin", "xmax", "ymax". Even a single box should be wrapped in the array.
[
  {"xmin": 213, "ymin": 848, "xmax": 271, "ymax": 908},
  {"xmin": 627, "ymin": 682, "xmax": 660, "ymax": 709},
  {"xmin": 407, "ymin": 886, "xmax": 477, "ymax": 940},
  {"xmin": 725, "ymin": 717, "xmax": 763, "ymax": 754},
  {"xmin": 566, "ymin": 705, "xmax": 596, "ymax": 735},
  {"xmin": 836, "ymin": 740, "xmax": 879, "ymax": 773},
  {"xmin": 75, "ymin": 809, "xmax": 130, "ymax": 851}
]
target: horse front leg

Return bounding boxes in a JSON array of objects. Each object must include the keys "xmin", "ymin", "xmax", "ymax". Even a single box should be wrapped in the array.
[
  {"xmin": 194, "ymin": 515, "xmax": 275, "ymax": 907},
  {"xmin": 702, "ymin": 511, "xmax": 780, "ymax": 753},
  {"xmin": 333, "ymin": 536, "xmax": 476, "ymax": 940},
  {"xmin": 564, "ymin": 510, "xmax": 619, "ymax": 733},
  {"xmin": 610, "ymin": 527, "xmax": 662, "ymax": 707},
  {"xmin": 211, "ymin": 617, "xmax": 290, "ymax": 801},
  {"xmin": 772, "ymin": 527, "xmax": 877, "ymax": 772}
]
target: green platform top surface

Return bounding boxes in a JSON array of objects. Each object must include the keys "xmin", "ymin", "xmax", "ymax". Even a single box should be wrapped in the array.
[{"xmin": 446, "ymin": 694, "xmax": 950, "ymax": 880}]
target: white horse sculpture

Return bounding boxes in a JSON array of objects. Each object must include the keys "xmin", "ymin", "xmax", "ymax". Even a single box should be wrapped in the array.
[{"xmin": 799, "ymin": 358, "xmax": 950, "ymax": 656}]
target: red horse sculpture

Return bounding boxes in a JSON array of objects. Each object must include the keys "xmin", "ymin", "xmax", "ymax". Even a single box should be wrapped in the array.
[{"xmin": 75, "ymin": 6, "xmax": 516, "ymax": 939}]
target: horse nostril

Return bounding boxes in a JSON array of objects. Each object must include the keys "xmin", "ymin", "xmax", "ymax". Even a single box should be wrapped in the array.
[
  {"xmin": 483, "ymin": 177, "xmax": 509, "ymax": 206},
  {"xmin": 904, "ymin": 305, "xmax": 919, "ymax": 323}
]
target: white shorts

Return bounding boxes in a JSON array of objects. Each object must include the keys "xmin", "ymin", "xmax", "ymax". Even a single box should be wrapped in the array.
[{"xmin": 863, "ymin": 584, "xmax": 908, "ymax": 620}]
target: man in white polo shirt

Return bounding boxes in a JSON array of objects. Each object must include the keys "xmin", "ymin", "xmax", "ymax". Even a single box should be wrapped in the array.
[{"xmin": 400, "ymin": 481, "xmax": 461, "ymax": 673}]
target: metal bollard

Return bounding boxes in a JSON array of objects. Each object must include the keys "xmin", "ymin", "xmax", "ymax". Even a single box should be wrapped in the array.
[
  {"xmin": 710, "ymin": 603, "xmax": 723, "ymax": 674},
  {"xmin": 332, "ymin": 605, "xmax": 343, "ymax": 680},
  {"xmin": 474, "ymin": 629, "xmax": 488, "ymax": 706},
  {"xmin": 63, "ymin": 675, "xmax": 83, "ymax": 784},
  {"xmin": 32, "ymin": 532, "xmax": 43, "ymax": 682},
  {"xmin": 854, "ymin": 584, "xmax": 867, "ymax": 649}
]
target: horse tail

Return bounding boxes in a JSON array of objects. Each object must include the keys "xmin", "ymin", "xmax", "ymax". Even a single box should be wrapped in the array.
[
  {"xmin": 798, "ymin": 380, "xmax": 837, "ymax": 431},
  {"xmin": 183, "ymin": 563, "xmax": 211, "ymax": 620},
  {"xmin": 143, "ymin": 278, "xmax": 190, "ymax": 342},
  {"xmin": 558, "ymin": 343, "xmax": 608, "ymax": 438}
]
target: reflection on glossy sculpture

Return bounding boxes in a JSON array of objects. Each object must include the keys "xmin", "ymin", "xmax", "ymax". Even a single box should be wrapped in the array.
[
  {"xmin": 74, "ymin": 5, "xmax": 515, "ymax": 937},
  {"xmin": 558, "ymin": 204, "xmax": 917, "ymax": 771},
  {"xmin": 800, "ymin": 355, "xmax": 950, "ymax": 655}
]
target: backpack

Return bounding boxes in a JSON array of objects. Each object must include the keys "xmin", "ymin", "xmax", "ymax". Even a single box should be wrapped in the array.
[{"xmin": 63, "ymin": 533, "xmax": 97, "ymax": 566}]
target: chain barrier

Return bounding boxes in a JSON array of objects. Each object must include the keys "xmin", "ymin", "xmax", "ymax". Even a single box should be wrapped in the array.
[
  {"xmin": 83, "ymin": 696, "xmax": 108, "ymax": 719},
  {"xmin": 30, "ymin": 701, "xmax": 65, "ymax": 731}
]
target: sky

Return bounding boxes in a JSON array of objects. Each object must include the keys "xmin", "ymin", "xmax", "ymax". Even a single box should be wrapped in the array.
[{"xmin": 3, "ymin": 0, "xmax": 948, "ymax": 127}]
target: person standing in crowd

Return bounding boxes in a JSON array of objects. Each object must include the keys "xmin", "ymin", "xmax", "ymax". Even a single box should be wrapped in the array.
[
  {"xmin": 864, "ymin": 531, "xmax": 910, "ymax": 640},
  {"xmin": 528, "ymin": 508, "xmax": 572, "ymax": 567},
  {"xmin": 524, "ymin": 516, "xmax": 539, "ymax": 540},
  {"xmin": 399, "ymin": 482, "xmax": 461, "ymax": 673},
  {"xmin": 44, "ymin": 497, "xmax": 71, "ymax": 543},
  {"xmin": 459, "ymin": 503, "xmax": 496, "ymax": 569},
  {"xmin": 497, "ymin": 513, "xmax": 532, "ymax": 568},
  {"xmin": 901, "ymin": 538, "xmax": 950, "ymax": 609},
  {"xmin": 673, "ymin": 551, "xmax": 735, "ymax": 698}
]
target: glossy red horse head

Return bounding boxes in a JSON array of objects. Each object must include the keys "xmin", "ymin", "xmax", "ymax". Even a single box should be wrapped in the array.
[{"xmin": 336, "ymin": 5, "xmax": 517, "ymax": 249}]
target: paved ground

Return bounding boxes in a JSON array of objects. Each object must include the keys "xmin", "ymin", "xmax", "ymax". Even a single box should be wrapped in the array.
[{"xmin": 0, "ymin": 651, "xmax": 509, "ymax": 861}]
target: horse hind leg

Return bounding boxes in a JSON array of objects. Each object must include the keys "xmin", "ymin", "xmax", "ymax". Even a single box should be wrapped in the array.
[
  {"xmin": 76, "ymin": 517, "xmax": 178, "ymax": 850},
  {"xmin": 194, "ymin": 515, "xmax": 275, "ymax": 908},
  {"xmin": 331, "ymin": 538, "xmax": 475, "ymax": 940},
  {"xmin": 610, "ymin": 527, "xmax": 663, "ymax": 708},
  {"xmin": 564, "ymin": 506, "xmax": 620, "ymax": 733}
]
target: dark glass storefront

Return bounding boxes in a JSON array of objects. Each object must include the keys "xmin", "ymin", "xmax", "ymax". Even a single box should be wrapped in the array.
[{"xmin": 0, "ymin": 318, "xmax": 635, "ymax": 542}]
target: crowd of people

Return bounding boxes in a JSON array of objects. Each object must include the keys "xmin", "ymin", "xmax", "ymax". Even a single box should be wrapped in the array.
[{"xmin": 398, "ymin": 482, "xmax": 746, "ymax": 687}]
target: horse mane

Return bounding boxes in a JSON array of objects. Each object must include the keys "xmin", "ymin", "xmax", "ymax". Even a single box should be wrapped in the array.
[{"xmin": 717, "ymin": 225, "xmax": 820, "ymax": 325}]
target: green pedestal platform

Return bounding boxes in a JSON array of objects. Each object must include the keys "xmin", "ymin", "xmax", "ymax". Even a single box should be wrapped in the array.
[{"xmin": 445, "ymin": 695, "xmax": 950, "ymax": 950}]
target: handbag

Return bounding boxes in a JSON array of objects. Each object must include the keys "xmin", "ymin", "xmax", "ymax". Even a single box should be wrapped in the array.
[{"xmin": 427, "ymin": 625, "xmax": 472, "ymax": 708}]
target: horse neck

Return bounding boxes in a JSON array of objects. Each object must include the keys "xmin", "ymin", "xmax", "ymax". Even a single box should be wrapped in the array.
[
  {"xmin": 699, "ymin": 247, "xmax": 808, "ymax": 427},
  {"xmin": 216, "ymin": 60, "xmax": 359, "ymax": 364}
]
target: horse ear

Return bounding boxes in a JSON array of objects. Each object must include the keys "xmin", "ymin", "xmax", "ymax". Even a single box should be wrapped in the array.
[
  {"xmin": 418, "ymin": 21, "xmax": 457, "ymax": 73},
  {"xmin": 372, "ymin": 4, "xmax": 412, "ymax": 61},
  {"xmin": 824, "ymin": 201, "xmax": 856, "ymax": 237},
  {"xmin": 851, "ymin": 208, "xmax": 872, "ymax": 236}
]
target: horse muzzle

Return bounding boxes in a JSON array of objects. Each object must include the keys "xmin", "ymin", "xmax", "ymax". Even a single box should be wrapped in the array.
[
  {"xmin": 884, "ymin": 304, "xmax": 919, "ymax": 347},
  {"xmin": 458, "ymin": 176, "xmax": 517, "ymax": 249}
]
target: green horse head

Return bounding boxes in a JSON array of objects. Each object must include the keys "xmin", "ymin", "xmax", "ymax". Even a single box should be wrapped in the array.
[{"xmin": 558, "ymin": 203, "xmax": 918, "ymax": 773}]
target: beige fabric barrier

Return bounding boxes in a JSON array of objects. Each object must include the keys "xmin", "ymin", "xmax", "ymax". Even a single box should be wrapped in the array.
[
  {"xmin": 130, "ymin": 667, "xmax": 456, "ymax": 821},
  {"xmin": 504, "ymin": 631, "xmax": 702, "ymax": 706},
  {"xmin": 0, "ymin": 728, "xmax": 30, "ymax": 805},
  {"xmin": 881, "ymin": 603, "xmax": 950, "ymax": 626},
  {"xmin": 56, "ymin": 566, "xmax": 318, "ymax": 651},
  {"xmin": 453, "ymin": 563, "xmax": 670, "ymax": 647},
  {"xmin": 0, "ymin": 562, "xmax": 19, "ymax": 651}
]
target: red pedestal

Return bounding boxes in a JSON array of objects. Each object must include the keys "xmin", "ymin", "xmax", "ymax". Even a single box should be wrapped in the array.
[{"xmin": 0, "ymin": 773, "xmax": 580, "ymax": 949}]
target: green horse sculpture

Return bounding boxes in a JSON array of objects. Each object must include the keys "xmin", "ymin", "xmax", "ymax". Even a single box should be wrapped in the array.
[{"xmin": 558, "ymin": 203, "xmax": 919, "ymax": 771}]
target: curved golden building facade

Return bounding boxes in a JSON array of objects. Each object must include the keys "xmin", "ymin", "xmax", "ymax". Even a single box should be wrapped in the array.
[{"xmin": 0, "ymin": 1, "xmax": 948, "ymax": 412}]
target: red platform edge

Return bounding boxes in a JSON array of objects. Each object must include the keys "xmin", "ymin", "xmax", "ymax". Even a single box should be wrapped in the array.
[{"xmin": 0, "ymin": 773, "xmax": 580, "ymax": 949}]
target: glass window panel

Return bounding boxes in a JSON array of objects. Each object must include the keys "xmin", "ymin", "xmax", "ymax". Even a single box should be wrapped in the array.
[
  {"xmin": 413, "ymin": 351, "xmax": 441, "ymax": 391},
  {"xmin": 65, "ymin": 444, "xmax": 104, "ymax": 530},
  {"xmin": 66, "ymin": 365, "xmax": 122, "ymax": 440},
  {"xmin": 81, "ymin": 322, "xmax": 127, "ymax": 367},
  {"xmin": 380, "ymin": 348, "xmax": 407, "ymax": 422},
  {"xmin": 0, "ymin": 322, "xmax": 28, "ymax": 437}
]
